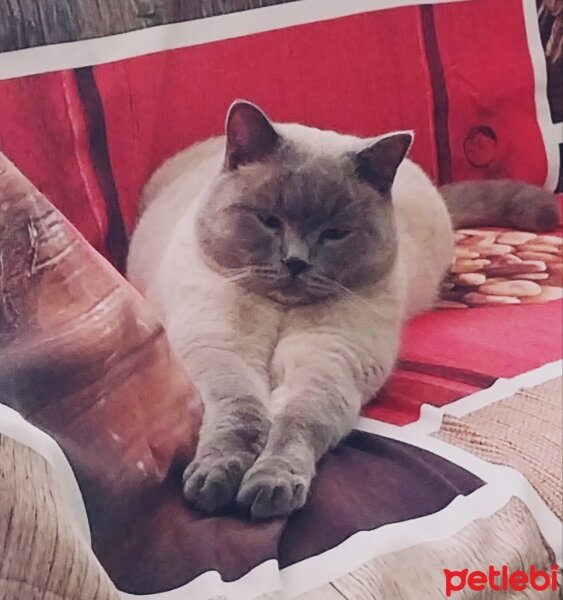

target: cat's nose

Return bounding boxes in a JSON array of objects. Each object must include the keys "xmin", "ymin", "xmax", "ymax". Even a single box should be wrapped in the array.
[{"xmin": 283, "ymin": 257, "xmax": 311, "ymax": 277}]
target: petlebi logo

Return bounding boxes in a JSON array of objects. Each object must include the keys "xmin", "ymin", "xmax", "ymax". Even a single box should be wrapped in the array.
[{"xmin": 444, "ymin": 564, "xmax": 560, "ymax": 597}]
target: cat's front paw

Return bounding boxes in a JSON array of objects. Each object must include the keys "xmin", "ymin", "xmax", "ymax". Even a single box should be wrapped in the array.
[
  {"xmin": 236, "ymin": 456, "xmax": 312, "ymax": 520},
  {"xmin": 182, "ymin": 453, "xmax": 253, "ymax": 514}
]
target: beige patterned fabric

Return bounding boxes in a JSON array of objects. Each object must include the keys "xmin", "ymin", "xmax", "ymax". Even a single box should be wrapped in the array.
[
  {"xmin": 435, "ymin": 378, "xmax": 563, "ymax": 519},
  {"xmin": 0, "ymin": 434, "xmax": 120, "ymax": 600},
  {"xmin": 295, "ymin": 498, "xmax": 558, "ymax": 600}
]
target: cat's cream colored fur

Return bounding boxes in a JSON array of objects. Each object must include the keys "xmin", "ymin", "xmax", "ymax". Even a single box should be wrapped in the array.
[
  {"xmin": 130, "ymin": 125, "xmax": 453, "ymax": 419},
  {"xmin": 128, "ymin": 121, "xmax": 454, "ymax": 519}
]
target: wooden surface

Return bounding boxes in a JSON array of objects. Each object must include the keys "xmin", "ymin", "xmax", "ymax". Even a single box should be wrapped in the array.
[
  {"xmin": 0, "ymin": 434, "xmax": 121, "ymax": 600},
  {"xmin": 0, "ymin": 0, "xmax": 298, "ymax": 52}
]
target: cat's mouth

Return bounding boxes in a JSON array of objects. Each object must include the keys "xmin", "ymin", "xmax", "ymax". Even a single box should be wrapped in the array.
[{"xmin": 274, "ymin": 277, "xmax": 312, "ymax": 303}]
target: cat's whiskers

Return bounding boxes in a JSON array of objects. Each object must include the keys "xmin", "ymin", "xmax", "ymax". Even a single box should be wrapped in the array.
[
  {"xmin": 222, "ymin": 265, "xmax": 280, "ymax": 285},
  {"xmin": 222, "ymin": 270, "xmax": 252, "ymax": 284},
  {"xmin": 309, "ymin": 273, "xmax": 339, "ymax": 292},
  {"xmin": 310, "ymin": 273, "xmax": 381, "ymax": 313},
  {"xmin": 250, "ymin": 268, "xmax": 279, "ymax": 279},
  {"xmin": 332, "ymin": 281, "xmax": 391, "ymax": 316}
]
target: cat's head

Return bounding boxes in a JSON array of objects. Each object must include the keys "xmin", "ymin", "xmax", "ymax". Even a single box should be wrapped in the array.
[{"xmin": 196, "ymin": 100, "xmax": 412, "ymax": 306}]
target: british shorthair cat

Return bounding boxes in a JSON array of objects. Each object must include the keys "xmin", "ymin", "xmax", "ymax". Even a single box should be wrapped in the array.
[{"xmin": 127, "ymin": 101, "xmax": 558, "ymax": 520}]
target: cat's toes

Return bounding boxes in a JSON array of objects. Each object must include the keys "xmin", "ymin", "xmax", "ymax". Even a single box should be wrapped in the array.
[
  {"xmin": 236, "ymin": 457, "xmax": 311, "ymax": 520},
  {"xmin": 182, "ymin": 454, "xmax": 250, "ymax": 514}
]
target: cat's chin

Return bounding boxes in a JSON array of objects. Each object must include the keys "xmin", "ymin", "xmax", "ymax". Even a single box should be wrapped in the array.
[
  {"xmin": 227, "ymin": 272, "xmax": 338, "ymax": 306},
  {"xmin": 266, "ymin": 291, "xmax": 316, "ymax": 306},
  {"xmin": 259, "ymin": 285, "xmax": 336, "ymax": 307}
]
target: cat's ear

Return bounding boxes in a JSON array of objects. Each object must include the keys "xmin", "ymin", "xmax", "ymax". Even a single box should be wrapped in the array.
[
  {"xmin": 225, "ymin": 100, "xmax": 279, "ymax": 169},
  {"xmin": 354, "ymin": 132, "xmax": 413, "ymax": 195}
]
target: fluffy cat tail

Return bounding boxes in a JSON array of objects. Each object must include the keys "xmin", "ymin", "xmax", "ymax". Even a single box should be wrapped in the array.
[{"xmin": 439, "ymin": 180, "xmax": 560, "ymax": 231}]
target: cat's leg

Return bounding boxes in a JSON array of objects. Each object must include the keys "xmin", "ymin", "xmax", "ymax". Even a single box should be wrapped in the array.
[
  {"xmin": 237, "ymin": 366, "xmax": 363, "ymax": 520},
  {"xmin": 236, "ymin": 337, "xmax": 389, "ymax": 520},
  {"xmin": 182, "ymin": 349, "xmax": 271, "ymax": 513},
  {"xmin": 236, "ymin": 305, "xmax": 400, "ymax": 521}
]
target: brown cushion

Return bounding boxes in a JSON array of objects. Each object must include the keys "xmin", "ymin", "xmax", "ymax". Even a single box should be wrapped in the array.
[{"xmin": 0, "ymin": 153, "xmax": 202, "ymax": 549}]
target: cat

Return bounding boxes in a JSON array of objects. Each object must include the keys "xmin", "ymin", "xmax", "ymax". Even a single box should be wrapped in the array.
[{"xmin": 127, "ymin": 100, "xmax": 559, "ymax": 520}]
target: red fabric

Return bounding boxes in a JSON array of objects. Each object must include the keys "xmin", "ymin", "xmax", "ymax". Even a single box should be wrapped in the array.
[
  {"xmin": 0, "ymin": 72, "xmax": 108, "ymax": 252},
  {"xmin": 402, "ymin": 300, "xmax": 563, "ymax": 379},
  {"xmin": 363, "ymin": 369, "xmax": 478, "ymax": 425},
  {"xmin": 434, "ymin": 0, "xmax": 547, "ymax": 183},
  {"xmin": 94, "ymin": 7, "xmax": 439, "ymax": 233},
  {"xmin": 362, "ymin": 300, "xmax": 562, "ymax": 426}
]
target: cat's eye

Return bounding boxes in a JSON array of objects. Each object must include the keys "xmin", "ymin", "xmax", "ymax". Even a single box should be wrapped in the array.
[
  {"xmin": 257, "ymin": 213, "xmax": 282, "ymax": 229},
  {"xmin": 320, "ymin": 228, "xmax": 350, "ymax": 242}
]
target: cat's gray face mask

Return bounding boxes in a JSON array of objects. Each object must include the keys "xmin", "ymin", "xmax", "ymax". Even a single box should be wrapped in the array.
[{"xmin": 195, "ymin": 100, "xmax": 411, "ymax": 306}]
